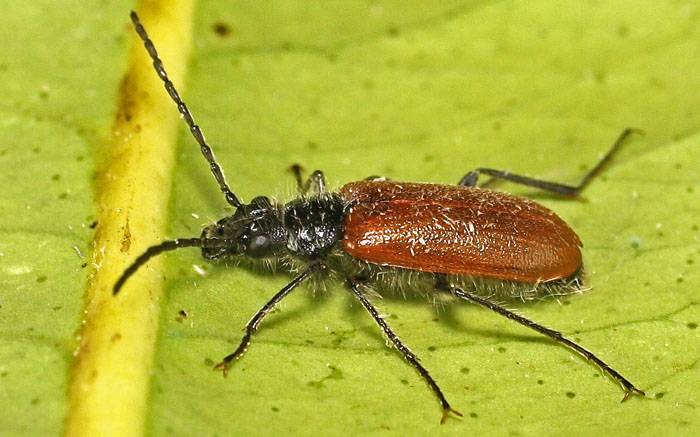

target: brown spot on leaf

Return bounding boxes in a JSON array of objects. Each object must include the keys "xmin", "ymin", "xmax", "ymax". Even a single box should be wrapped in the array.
[
  {"xmin": 212, "ymin": 22, "xmax": 233, "ymax": 37},
  {"xmin": 116, "ymin": 72, "xmax": 137, "ymax": 124},
  {"xmin": 121, "ymin": 217, "xmax": 131, "ymax": 253}
]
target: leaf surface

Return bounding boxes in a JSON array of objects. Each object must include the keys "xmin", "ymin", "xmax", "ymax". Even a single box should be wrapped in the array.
[{"xmin": 1, "ymin": 1, "xmax": 699, "ymax": 436}]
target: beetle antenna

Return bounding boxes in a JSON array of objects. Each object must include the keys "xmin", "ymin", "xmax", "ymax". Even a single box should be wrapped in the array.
[
  {"xmin": 129, "ymin": 11, "xmax": 241, "ymax": 208},
  {"xmin": 113, "ymin": 237, "xmax": 203, "ymax": 295}
]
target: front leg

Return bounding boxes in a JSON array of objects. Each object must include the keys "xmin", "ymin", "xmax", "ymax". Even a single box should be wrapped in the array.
[
  {"xmin": 288, "ymin": 164, "xmax": 327, "ymax": 196},
  {"xmin": 214, "ymin": 263, "xmax": 321, "ymax": 374}
]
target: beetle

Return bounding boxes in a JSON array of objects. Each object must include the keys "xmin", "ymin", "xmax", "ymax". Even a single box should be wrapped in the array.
[{"xmin": 116, "ymin": 11, "xmax": 645, "ymax": 423}]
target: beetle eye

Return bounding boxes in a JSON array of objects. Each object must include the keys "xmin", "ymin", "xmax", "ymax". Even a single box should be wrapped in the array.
[{"xmin": 247, "ymin": 234, "xmax": 271, "ymax": 257}]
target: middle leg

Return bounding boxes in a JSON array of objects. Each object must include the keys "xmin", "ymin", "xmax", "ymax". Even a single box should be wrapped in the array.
[{"xmin": 345, "ymin": 278, "xmax": 462, "ymax": 423}]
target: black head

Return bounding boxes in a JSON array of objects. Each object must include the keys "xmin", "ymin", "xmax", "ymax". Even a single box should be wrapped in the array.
[
  {"xmin": 113, "ymin": 197, "xmax": 287, "ymax": 295},
  {"xmin": 200, "ymin": 196, "xmax": 287, "ymax": 261}
]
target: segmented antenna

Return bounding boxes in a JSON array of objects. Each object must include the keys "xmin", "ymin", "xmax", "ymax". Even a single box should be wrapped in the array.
[
  {"xmin": 113, "ymin": 237, "xmax": 203, "ymax": 295},
  {"xmin": 130, "ymin": 11, "xmax": 241, "ymax": 208}
]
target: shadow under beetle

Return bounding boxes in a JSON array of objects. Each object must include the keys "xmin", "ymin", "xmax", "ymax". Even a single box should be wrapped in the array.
[{"xmin": 115, "ymin": 11, "xmax": 645, "ymax": 423}]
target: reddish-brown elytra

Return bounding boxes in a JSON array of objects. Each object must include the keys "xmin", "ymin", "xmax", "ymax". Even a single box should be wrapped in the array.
[
  {"xmin": 341, "ymin": 181, "xmax": 583, "ymax": 282},
  {"xmin": 116, "ymin": 11, "xmax": 645, "ymax": 424}
]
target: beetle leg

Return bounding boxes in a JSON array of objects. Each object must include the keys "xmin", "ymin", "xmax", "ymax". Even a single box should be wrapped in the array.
[
  {"xmin": 288, "ymin": 165, "xmax": 327, "ymax": 196},
  {"xmin": 458, "ymin": 171, "xmax": 500, "ymax": 189},
  {"xmin": 363, "ymin": 175, "xmax": 389, "ymax": 182},
  {"xmin": 289, "ymin": 164, "xmax": 305, "ymax": 193},
  {"xmin": 450, "ymin": 287, "xmax": 645, "ymax": 401},
  {"xmin": 214, "ymin": 263, "xmax": 322, "ymax": 375},
  {"xmin": 305, "ymin": 170, "xmax": 327, "ymax": 195},
  {"xmin": 345, "ymin": 278, "xmax": 463, "ymax": 424},
  {"xmin": 458, "ymin": 171, "xmax": 478, "ymax": 187},
  {"xmin": 457, "ymin": 128, "xmax": 642, "ymax": 197}
]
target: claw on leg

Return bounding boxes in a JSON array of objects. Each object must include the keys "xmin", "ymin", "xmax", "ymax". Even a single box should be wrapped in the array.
[
  {"xmin": 440, "ymin": 407, "xmax": 463, "ymax": 424},
  {"xmin": 213, "ymin": 358, "xmax": 232, "ymax": 377},
  {"xmin": 621, "ymin": 387, "xmax": 645, "ymax": 403}
]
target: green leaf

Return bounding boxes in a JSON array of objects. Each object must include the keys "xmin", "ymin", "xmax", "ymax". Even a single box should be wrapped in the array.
[
  {"xmin": 0, "ymin": 1, "xmax": 127, "ymax": 435},
  {"xmin": 2, "ymin": 1, "xmax": 700, "ymax": 436}
]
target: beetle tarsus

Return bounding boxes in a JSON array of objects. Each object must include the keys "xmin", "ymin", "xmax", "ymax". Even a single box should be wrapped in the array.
[
  {"xmin": 214, "ymin": 336, "xmax": 249, "ymax": 377},
  {"xmin": 213, "ymin": 359, "xmax": 230, "ymax": 377},
  {"xmin": 621, "ymin": 387, "xmax": 645, "ymax": 402},
  {"xmin": 440, "ymin": 406, "xmax": 463, "ymax": 424}
]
